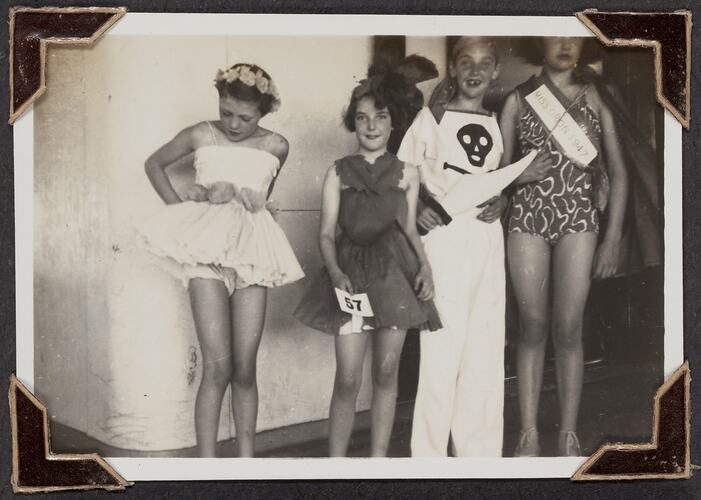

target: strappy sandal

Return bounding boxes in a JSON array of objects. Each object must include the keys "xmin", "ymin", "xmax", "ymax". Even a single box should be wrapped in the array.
[
  {"xmin": 558, "ymin": 430, "xmax": 582, "ymax": 457},
  {"xmin": 514, "ymin": 427, "xmax": 540, "ymax": 457}
]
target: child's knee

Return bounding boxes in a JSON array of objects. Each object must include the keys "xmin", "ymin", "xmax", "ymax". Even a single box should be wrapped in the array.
[
  {"xmin": 232, "ymin": 362, "xmax": 257, "ymax": 388},
  {"xmin": 552, "ymin": 315, "xmax": 583, "ymax": 350},
  {"xmin": 520, "ymin": 309, "xmax": 547, "ymax": 330},
  {"xmin": 518, "ymin": 312, "xmax": 548, "ymax": 347},
  {"xmin": 202, "ymin": 359, "xmax": 233, "ymax": 387},
  {"xmin": 335, "ymin": 370, "xmax": 363, "ymax": 398},
  {"xmin": 372, "ymin": 357, "xmax": 400, "ymax": 389}
]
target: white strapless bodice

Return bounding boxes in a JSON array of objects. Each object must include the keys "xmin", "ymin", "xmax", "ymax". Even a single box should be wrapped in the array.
[
  {"xmin": 137, "ymin": 143, "xmax": 303, "ymax": 290},
  {"xmin": 194, "ymin": 145, "xmax": 280, "ymax": 193}
]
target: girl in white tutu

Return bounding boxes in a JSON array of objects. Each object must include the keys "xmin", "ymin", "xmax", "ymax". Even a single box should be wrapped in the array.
[{"xmin": 138, "ymin": 63, "xmax": 304, "ymax": 457}]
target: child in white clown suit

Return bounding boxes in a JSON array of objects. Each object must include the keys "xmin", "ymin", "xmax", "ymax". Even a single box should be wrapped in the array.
[{"xmin": 398, "ymin": 37, "xmax": 547, "ymax": 456}]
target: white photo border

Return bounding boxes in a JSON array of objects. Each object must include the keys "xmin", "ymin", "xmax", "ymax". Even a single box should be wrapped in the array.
[{"xmin": 13, "ymin": 12, "xmax": 684, "ymax": 481}]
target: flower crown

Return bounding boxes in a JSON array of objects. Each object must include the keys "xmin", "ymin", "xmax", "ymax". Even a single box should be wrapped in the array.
[{"xmin": 214, "ymin": 64, "xmax": 281, "ymax": 112}]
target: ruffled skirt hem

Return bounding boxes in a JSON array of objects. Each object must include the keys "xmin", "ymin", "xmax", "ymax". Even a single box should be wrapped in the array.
[{"xmin": 137, "ymin": 200, "xmax": 304, "ymax": 289}]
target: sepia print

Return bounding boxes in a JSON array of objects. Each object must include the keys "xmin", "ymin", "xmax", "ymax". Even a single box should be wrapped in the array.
[{"xmin": 14, "ymin": 13, "xmax": 681, "ymax": 480}]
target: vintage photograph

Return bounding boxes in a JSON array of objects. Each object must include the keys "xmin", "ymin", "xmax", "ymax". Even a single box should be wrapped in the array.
[{"xmin": 15, "ymin": 13, "xmax": 680, "ymax": 479}]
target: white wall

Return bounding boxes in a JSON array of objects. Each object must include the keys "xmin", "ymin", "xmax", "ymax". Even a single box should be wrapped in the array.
[
  {"xmin": 34, "ymin": 35, "xmax": 374, "ymax": 451},
  {"xmin": 34, "ymin": 47, "xmax": 103, "ymax": 433}
]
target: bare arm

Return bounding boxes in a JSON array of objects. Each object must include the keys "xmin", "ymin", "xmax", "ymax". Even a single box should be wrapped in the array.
[
  {"xmin": 499, "ymin": 92, "xmax": 519, "ymax": 169},
  {"xmin": 265, "ymin": 133, "xmax": 290, "ymax": 198},
  {"xmin": 593, "ymin": 97, "xmax": 629, "ymax": 279},
  {"xmin": 318, "ymin": 165, "xmax": 353, "ymax": 293},
  {"xmin": 144, "ymin": 123, "xmax": 203, "ymax": 205},
  {"xmin": 400, "ymin": 165, "xmax": 431, "ymax": 269},
  {"xmin": 600, "ymin": 103, "xmax": 628, "ymax": 241},
  {"xmin": 400, "ymin": 165, "xmax": 434, "ymax": 301}
]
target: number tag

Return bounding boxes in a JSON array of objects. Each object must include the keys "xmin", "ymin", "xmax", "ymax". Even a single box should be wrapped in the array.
[{"xmin": 334, "ymin": 288, "xmax": 374, "ymax": 317}]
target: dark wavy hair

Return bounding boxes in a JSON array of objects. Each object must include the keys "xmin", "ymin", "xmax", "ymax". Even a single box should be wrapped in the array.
[
  {"xmin": 214, "ymin": 63, "xmax": 276, "ymax": 116},
  {"xmin": 515, "ymin": 37, "xmax": 603, "ymax": 66},
  {"xmin": 344, "ymin": 55, "xmax": 438, "ymax": 153},
  {"xmin": 343, "ymin": 73, "xmax": 417, "ymax": 133}
]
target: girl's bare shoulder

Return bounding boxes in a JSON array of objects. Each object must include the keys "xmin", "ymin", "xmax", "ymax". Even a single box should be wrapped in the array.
[
  {"xmin": 257, "ymin": 129, "xmax": 290, "ymax": 161},
  {"xmin": 323, "ymin": 162, "xmax": 344, "ymax": 191},
  {"xmin": 500, "ymin": 91, "xmax": 521, "ymax": 115},
  {"xmin": 403, "ymin": 161, "xmax": 420, "ymax": 179},
  {"xmin": 156, "ymin": 121, "xmax": 213, "ymax": 152},
  {"xmin": 187, "ymin": 121, "xmax": 217, "ymax": 149},
  {"xmin": 583, "ymin": 83, "xmax": 617, "ymax": 118},
  {"xmin": 325, "ymin": 162, "xmax": 341, "ymax": 182}
]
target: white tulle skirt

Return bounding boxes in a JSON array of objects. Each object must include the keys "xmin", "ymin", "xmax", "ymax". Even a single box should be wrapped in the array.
[{"xmin": 137, "ymin": 199, "xmax": 304, "ymax": 294}]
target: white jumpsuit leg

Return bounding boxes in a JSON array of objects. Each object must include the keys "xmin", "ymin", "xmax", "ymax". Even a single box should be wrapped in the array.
[
  {"xmin": 449, "ymin": 219, "xmax": 505, "ymax": 456},
  {"xmin": 411, "ymin": 213, "xmax": 506, "ymax": 457}
]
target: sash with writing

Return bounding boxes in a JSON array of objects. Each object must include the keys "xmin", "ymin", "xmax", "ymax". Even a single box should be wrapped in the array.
[{"xmin": 523, "ymin": 79, "xmax": 598, "ymax": 169}]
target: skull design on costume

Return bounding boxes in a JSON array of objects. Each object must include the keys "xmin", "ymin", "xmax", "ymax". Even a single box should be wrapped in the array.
[{"xmin": 457, "ymin": 123, "xmax": 493, "ymax": 168}]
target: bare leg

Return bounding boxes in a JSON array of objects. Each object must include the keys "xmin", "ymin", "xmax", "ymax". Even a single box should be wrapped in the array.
[
  {"xmin": 507, "ymin": 233, "xmax": 551, "ymax": 453},
  {"xmin": 189, "ymin": 278, "xmax": 233, "ymax": 457},
  {"xmin": 329, "ymin": 331, "xmax": 369, "ymax": 457},
  {"xmin": 370, "ymin": 328, "xmax": 407, "ymax": 457},
  {"xmin": 552, "ymin": 232, "xmax": 597, "ymax": 454},
  {"xmin": 230, "ymin": 285, "xmax": 267, "ymax": 457}
]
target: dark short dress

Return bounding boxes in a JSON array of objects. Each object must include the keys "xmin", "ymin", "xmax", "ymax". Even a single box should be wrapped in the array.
[{"xmin": 294, "ymin": 152, "xmax": 442, "ymax": 335}]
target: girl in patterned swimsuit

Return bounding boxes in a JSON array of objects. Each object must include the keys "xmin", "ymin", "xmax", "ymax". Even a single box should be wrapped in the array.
[
  {"xmin": 295, "ymin": 62, "xmax": 441, "ymax": 457},
  {"xmin": 501, "ymin": 38, "xmax": 629, "ymax": 456},
  {"xmin": 138, "ymin": 63, "xmax": 304, "ymax": 457}
]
